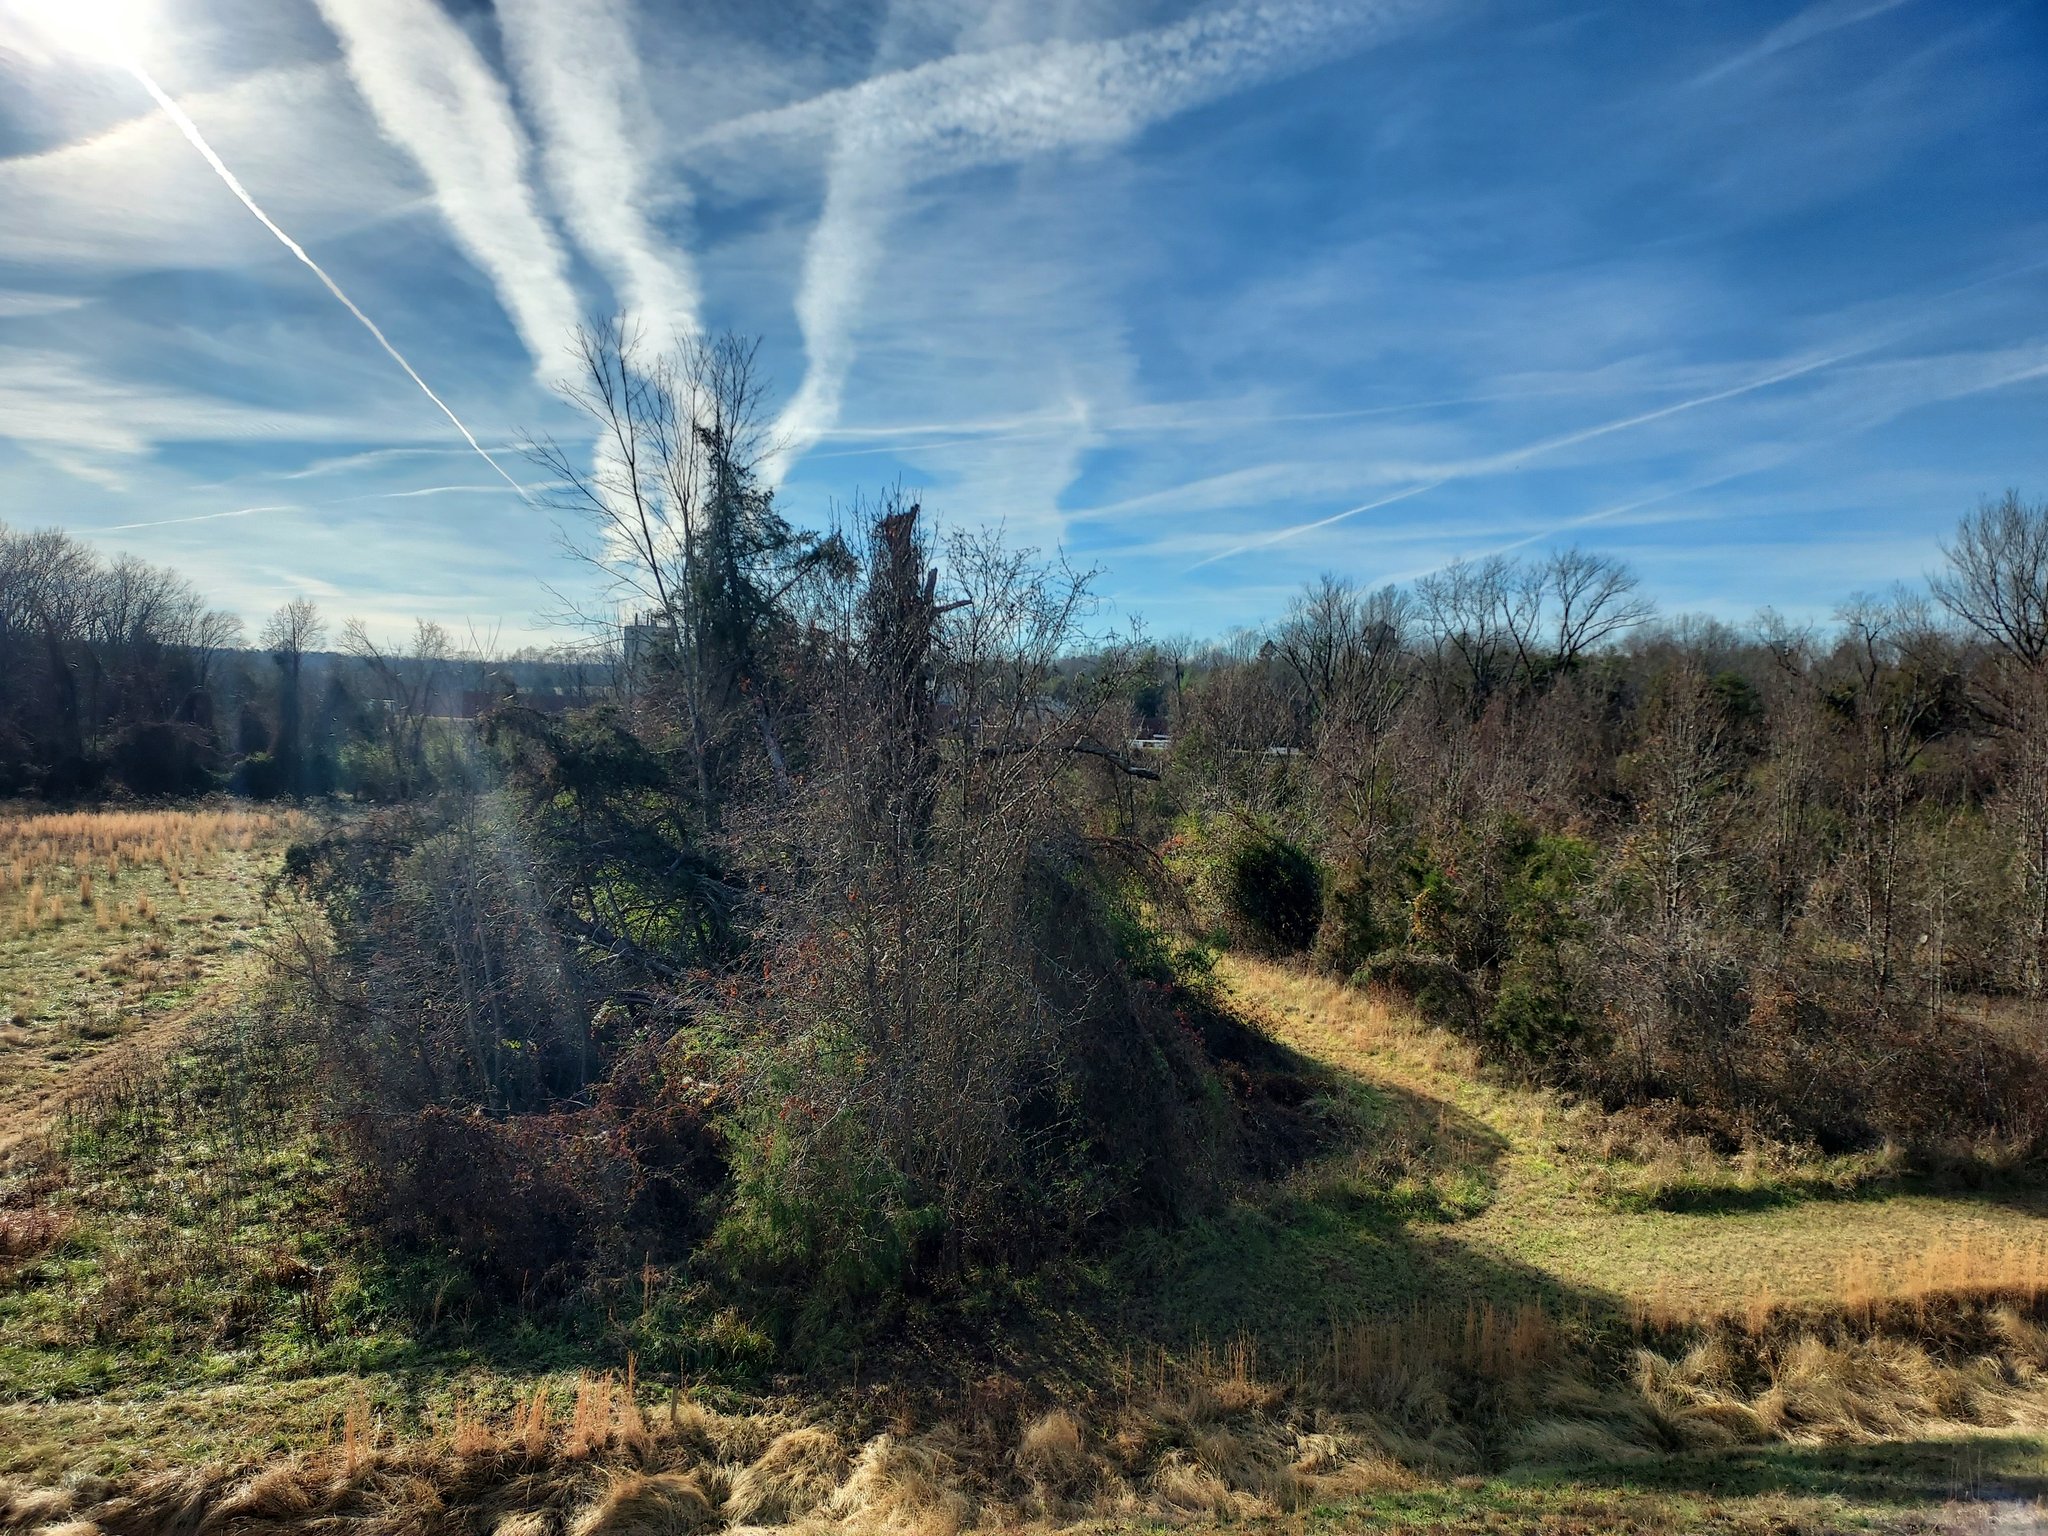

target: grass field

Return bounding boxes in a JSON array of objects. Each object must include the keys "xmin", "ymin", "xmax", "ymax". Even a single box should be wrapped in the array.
[
  {"xmin": 1177, "ymin": 958, "xmax": 2048, "ymax": 1332},
  {"xmin": 0, "ymin": 806, "xmax": 300, "ymax": 1163},
  {"xmin": 1, "ymin": 862, "xmax": 2046, "ymax": 1531}
]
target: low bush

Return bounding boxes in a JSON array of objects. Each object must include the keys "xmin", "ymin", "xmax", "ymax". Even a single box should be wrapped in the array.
[
  {"xmin": 1180, "ymin": 823, "xmax": 1326, "ymax": 954},
  {"xmin": 1312, "ymin": 861, "xmax": 1386, "ymax": 976},
  {"xmin": 1485, "ymin": 975, "xmax": 1584, "ymax": 1063},
  {"xmin": 1352, "ymin": 949, "xmax": 1481, "ymax": 1033},
  {"xmin": 230, "ymin": 751, "xmax": 285, "ymax": 800}
]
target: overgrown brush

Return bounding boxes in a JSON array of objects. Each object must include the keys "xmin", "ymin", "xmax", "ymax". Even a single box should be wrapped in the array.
[{"xmin": 275, "ymin": 504, "xmax": 1347, "ymax": 1354}]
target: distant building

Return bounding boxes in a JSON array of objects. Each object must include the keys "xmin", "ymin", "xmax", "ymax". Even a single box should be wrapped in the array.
[{"xmin": 622, "ymin": 612, "xmax": 668, "ymax": 677}]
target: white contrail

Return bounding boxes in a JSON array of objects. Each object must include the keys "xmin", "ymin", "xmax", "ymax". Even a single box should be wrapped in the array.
[
  {"xmin": 313, "ymin": 0, "xmax": 583, "ymax": 380},
  {"xmin": 496, "ymin": 0, "xmax": 701, "ymax": 344},
  {"xmin": 1696, "ymin": 0, "xmax": 1912, "ymax": 86},
  {"xmin": 370, "ymin": 483, "xmax": 509, "ymax": 499},
  {"xmin": 1185, "ymin": 481, "xmax": 1447, "ymax": 571},
  {"xmin": 120, "ymin": 62, "xmax": 532, "ymax": 502},
  {"xmin": 104, "ymin": 481, "xmax": 539, "ymax": 534},
  {"xmin": 1186, "ymin": 348, "xmax": 1859, "ymax": 570},
  {"xmin": 106, "ymin": 502, "xmax": 296, "ymax": 531}
]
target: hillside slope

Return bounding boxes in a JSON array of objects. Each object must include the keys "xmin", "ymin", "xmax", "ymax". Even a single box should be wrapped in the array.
[{"xmin": 2, "ymin": 942, "xmax": 2046, "ymax": 1531}]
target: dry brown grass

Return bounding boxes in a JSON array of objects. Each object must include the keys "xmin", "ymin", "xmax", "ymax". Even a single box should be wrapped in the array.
[
  {"xmin": 0, "ymin": 807, "xmax": 291, "ymax": 934},
  {"xmin": 1631, "ymin": 1234, "xmax": 2048, "ymax": 1334},
  {"xmin": 0, "ymin": 1333, "xmax": 1494, "ymax": 1535},
  {"xmin": 723, "ymin": 1425, "xmax": 847, "ymax": 1524},
  {"xmin": 1633, "ymin": 1305, "xmax": 2048, "ymax": 1449},
  {"xmin": 6, "ymin": 1285, "xmax": 2048, "ymax": 1536},
  {"xmin": 569, "ymin": 1469, "xmax": 721, "ymax": 1535},
  {"xmin": 1842, "ymin": 1235, "xmax": 2048, "ymax": 1315}
]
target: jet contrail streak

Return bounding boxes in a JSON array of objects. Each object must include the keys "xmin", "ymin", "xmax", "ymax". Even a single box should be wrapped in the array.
[
  {"xmin": 121, "ymin": 62, "xmax": 532, "ymax": 503},
  {"xmin": 1186, "ymin": 481, "xmax": 1446, "ymax": 571},
  {"xmin": 106, "ymin": 504, "xmax": 296, "ymax": 531},
  {"xmin": 1187, "ymin": 348, "xmax": 1860, "ymax": 571}
]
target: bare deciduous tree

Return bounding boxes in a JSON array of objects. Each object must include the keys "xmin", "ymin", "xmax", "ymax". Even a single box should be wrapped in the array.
[
  {"xmin": 262, "ymin": 598, "xmax": 326, "ymax": 797},
  {"xmin": 1932, "ymin": 490, "xmax": 2048, "ymax": 678},
  {"xmin": 531, "ymin": 322, "xmax": 837, "ymax": 821}
]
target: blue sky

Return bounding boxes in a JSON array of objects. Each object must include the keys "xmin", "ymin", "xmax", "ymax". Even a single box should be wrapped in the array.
[{"xmin": 0, "ymin": 0, "xmax": 2043, "ymax": 644}]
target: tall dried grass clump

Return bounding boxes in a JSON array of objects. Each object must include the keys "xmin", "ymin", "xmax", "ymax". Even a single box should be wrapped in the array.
[
  {"xmin": 826, "ymin": 1430, "xmax": 976, "ymax": 1535},
  {"xmin": 1633, "ymin": 1325, "xmax": 2048, "ymax": 1448},
  {"xmin": 1629, "ymin": 1261, "xmax": 2048, "ymax": 1453},
  {"xmin": 565, "ymin": 1364, "xmax": 652, "ymax": 1460},
  {"xmin": 723, "ymin": 1425, "xmax": 848, "ymax": 1525},
  {"xmin": 569, "ymin": 1470, "xmax": 720, "ymax": 1535},
  {"xmin": 1326, "ymin": 1300, "xmax": 1558, "ymax": 1390},
  {"xmin": 1016, "ymin": 1409, "xmax": 1103, "ymax": 1516},
  {"xmin": 0, "ymin": 808, "xmax": 296, "ymax": 937}
]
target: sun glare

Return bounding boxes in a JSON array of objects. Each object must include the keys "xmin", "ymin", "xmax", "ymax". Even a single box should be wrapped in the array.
[{"xmin": 8, "ymin": 0, "xmax": 151, "ymax": 65}]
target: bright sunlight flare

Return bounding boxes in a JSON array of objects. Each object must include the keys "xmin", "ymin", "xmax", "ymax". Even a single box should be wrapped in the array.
[{"xmin": 2, "ymin": 0, "xmax": 152, "ymax": 65}]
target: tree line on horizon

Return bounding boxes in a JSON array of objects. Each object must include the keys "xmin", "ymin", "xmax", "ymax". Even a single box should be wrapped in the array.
[{"xmin": 0, "ymin": 523, "xmax": 602, "ymax": 801}]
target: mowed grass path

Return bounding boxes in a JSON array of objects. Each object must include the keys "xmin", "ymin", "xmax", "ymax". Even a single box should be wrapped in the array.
[
  {"xmin": 0, "ymin": 806, "xmax": 299, "ymax": 1161},
  {"xmin": 1222, "ymin": 955, "xmax": 2048, "ymax": 1322}
]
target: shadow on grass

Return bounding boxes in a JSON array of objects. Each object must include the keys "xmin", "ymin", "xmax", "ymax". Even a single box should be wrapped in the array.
[
  {"xmin": 1628, "ymin": 1168, "xmax": 2048, "ymax": 1217},
  {"xmin": 1100, "ymin": 1020, "xmax": 1626, "ymax": 1368},
  {"xmin": 1627, "ymin": 1182, "xmax": 1804, "ymax": 1215},
  {"xmin": 1530, "ymin": 1434, "xmax": 2048, "ymax": 1505}
]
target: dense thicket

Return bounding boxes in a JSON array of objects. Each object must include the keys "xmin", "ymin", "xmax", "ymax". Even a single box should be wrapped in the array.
[
  {"xmin": 1158, "ymin": 495, "xmax": 2048, "ymax": 1158},
  {"xmin": 286, "ymin": 331, "xmax": 1322, "ymax": 1337}
]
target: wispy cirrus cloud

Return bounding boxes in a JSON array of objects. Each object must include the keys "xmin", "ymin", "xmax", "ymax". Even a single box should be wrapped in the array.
[
  {"xmin": 312, "ymin": 0, "xmax": 582, "ymax": 377},
  {"xmin": 1131, "ymin": 333, "xmax": 2048, "ymax": 576},
  {"xmin": 3, "ymin": 0, "xmax": 2041, "ymax": 644},
  {"xmin": 0, "ymin": 345, "xmax": 350, "ymax": 457},
  {"xmin": 0, "ymin": 63, "xmax": 422, "ymax": 270},
  {"xmin": 729, "ymin": 0, "xmax": 1440, "ymax": 472},
  {"xmin": 1184, "ymin": 346, "xmax": 1865, "ymax": 568},
  {"xmin": 1697, "ymin": 0, "xmax": 1916, "ymax": 85},
  {"xmin": 0, "ymin": 291, "xmax": 89, "ymax": 318}
]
